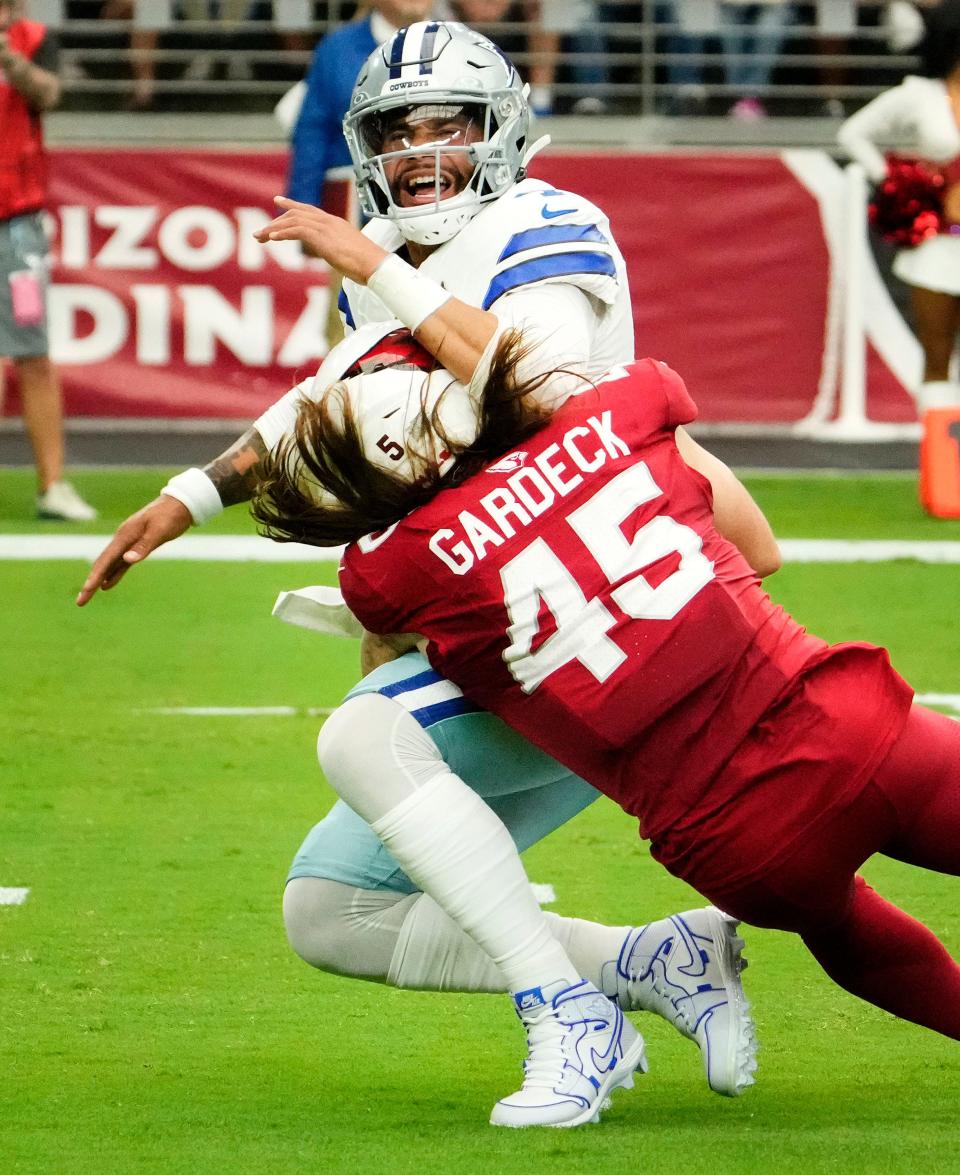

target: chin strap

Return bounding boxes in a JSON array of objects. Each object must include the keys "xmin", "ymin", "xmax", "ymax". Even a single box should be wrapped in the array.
[{"xmin": 522, "ymin": 134, "xmax": 551, "ymax": 169}]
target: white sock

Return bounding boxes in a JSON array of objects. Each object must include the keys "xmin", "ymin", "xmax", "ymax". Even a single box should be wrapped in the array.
[
  {"xmin": 286, "ymin": 876, "xmax": 639, "ymax": 999},
  {"xmin": 543, "ymin": 911, "xmax": 631, "ymax": 993},
  {"xmin": 371, "ymin": 773, "xmax": 577, "ymax": 994},
  {"xmin": 920, "ymin": 381, "xmax": 960, "ymax": 410},
  {"xmin": 388, "ymin": 892, "xmax": 507, "ymax": 991},
  {"xmin": 387, "ymin": 899, "xmax": 633, "ymax": 994}
]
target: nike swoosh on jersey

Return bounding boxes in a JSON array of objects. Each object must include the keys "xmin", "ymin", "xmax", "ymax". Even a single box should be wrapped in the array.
[{"xmin": 541, "ymin": 205, "xmax": 578, "ymax": 219}]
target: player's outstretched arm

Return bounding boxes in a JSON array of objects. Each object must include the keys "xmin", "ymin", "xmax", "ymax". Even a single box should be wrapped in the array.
[
  {"xmin": 76, "ymin": 427, "xmax": 269, "ymax": 606},
  {"xmin": 256, "ymin": 199, "xmax": 601, "ymax": 390},
  {"xmin": 675, "ymin": 427, "xmax": 782, "ymax": 579},
  {"xmin": 255, "ymin": 197, "xmax": 389, "ymax": 285},
  {"xmin": 75, "ymin": 494, "xmax": 192, "ymax": 606},
  {"xmin": 255, "ymin": 197, "xmax": 500, "ymax": 385}
]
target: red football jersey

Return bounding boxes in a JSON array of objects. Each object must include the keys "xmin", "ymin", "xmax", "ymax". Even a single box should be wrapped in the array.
[{"xmin": 341, "ymin": 360, "xmax": 912, "ymax": 849}]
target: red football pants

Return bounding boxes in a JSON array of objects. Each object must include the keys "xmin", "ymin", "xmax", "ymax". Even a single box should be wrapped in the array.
[{"xmin": 704, "ymin": 704, "xmax": 960, "ymax": 1039}]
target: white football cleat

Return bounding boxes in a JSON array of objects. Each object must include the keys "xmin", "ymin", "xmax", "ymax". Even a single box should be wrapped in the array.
[
  {"xmin": 604, "ymin": 907, "xmax": 758, "ymax": 1097},
  {"xmin": 37, "ymin": 480, "xmax": 97, "ymax": 522},
  {"xmin": 490, "ymin": 978, "xmax": 647, "ymax": 1129}
]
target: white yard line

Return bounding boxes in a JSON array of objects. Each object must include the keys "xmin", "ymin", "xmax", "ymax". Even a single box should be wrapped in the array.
[
  {"xmin": 0, "ymin": 887, "xmax": 30, "ymax": 906},
  {"xmin": 141, "ymin": 706, "xmax": 337, "ymax": 717},
  {"xmin": 6, "ymin": 534, "xmax": 960, "ymax": 563}
]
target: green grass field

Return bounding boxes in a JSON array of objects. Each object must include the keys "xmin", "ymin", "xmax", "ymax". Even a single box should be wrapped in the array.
[{"xmin": 3, "ymin": 468, "xmax": 959, "ymax": 1175}]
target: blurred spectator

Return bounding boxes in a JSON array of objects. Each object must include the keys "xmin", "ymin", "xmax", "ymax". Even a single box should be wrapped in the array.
[
  {"xmin": 719, "ymin": 0, "xmax": 794, "ymax": 119},
  {"xmin": 23, "ymin": 0, "xmax": 93, "ymax": 82},
  {"xmin": 808, "ymin": 0, "xmax": 931, "ymax": 119},
  {"xmin": 524, "ymin": 0, "xmax": 610, "ymax": 116},
  {"xmin": 655, "ymin": 0, "xmax": 793, "ymax": 118},
  {"xmin": 811, "ymin": 0, "xmax": 914, "ymax": 118},
  {"xmin": 883, "ymin": 0, "xmax": 927, "ymax": 51},
  {"xmin": 441, "ymin": 0, "xmax": 525, "ymax": 55},
  {"xmin": 253, "ymin": 1, "xmax": 314, "ymax": 60},
  {"xmin": 812, "ymin": 0, "xmax": 854, "ymax": 117},
  {"xmin": 441, "ymin": 0, "xmax": 513, "ymax": 20},
  {"xmin": 23, "ymin": 0, "xmax": 63, "ymax": 23},
  {"xmin": 285, "ymin": 0, "xmax": 434, "ymax": 348},
  {"xmin": 103, "ymin": 0, "xmax": 313, "ymax": 110},
  {"xmin": 658, "ymin": 0, "xmax": 715, "ymax": 115},
  {"xmin": 0, "ymin": 0, "xmax": 96, "ymax": 518}
]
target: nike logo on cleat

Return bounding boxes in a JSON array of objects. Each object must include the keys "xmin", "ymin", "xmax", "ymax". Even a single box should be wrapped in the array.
[{"xmin": 516, "ymin": 986, "xmax": 546, "ymax": 1010}]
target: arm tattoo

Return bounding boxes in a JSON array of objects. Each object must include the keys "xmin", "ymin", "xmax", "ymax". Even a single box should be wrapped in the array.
[{"xmin": 202, "ymin": 429, "xmax": 269, "ymax": 507}]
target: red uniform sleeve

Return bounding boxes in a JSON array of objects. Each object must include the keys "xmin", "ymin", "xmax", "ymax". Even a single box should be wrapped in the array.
[
  {"xmin": 608, "ymin": 358, "xmax": 698, "ymax": 440},
  {"xmin": 654, "ymin": 360, "xmax": 698, "ymax": 430},
  {"xmin": 339, "ymin": 547, "xmax": 404, "ymax": 636}
]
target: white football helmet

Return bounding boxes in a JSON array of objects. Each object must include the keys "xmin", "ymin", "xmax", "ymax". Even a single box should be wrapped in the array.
[
  {"xmin": 313, "ymin": 318, "xmax": 437, "ymax": 392},
  {"xmin": 298, "ymin": 322, "xmax": 479, "ymax": 505},
  {"xmin": 343, "ymin": 21, "xmax": 530, "ymax": 246},
  {"xmin": 332, "ymin": 363, "xmax": 478, "ymax": 482}
]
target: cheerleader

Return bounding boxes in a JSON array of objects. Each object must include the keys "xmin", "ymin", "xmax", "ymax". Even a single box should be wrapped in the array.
[{"xmin": 838, "ymin": 0, "xmax": 960, "ymax": 409}]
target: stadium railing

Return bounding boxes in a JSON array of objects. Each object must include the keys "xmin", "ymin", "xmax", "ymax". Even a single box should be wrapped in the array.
[{"xmin": 49, "ymin": 1, "xmax": 917, "ymax": 118}]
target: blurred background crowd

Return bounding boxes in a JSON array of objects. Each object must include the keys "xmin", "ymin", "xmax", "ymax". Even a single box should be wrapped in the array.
[
  {"xmin": 5, "ymin": 0, "xmax": 959, "ymax": 519},
  {"xmin": 21, "ymin": 0, "xmax": 939, "ymax": 120}
]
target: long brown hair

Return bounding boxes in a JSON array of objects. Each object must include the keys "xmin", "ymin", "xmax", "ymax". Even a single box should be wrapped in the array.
[{"xmin": 251, "ymin": 329, "xmax": 570, "ymax": 547}]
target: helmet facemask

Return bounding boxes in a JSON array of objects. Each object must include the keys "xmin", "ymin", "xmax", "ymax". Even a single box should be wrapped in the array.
[{"xmin": 344, "ymin": 22, "xmax": 530, "ymax": 247}]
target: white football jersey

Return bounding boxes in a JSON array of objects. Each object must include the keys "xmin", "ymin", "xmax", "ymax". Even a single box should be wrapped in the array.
[{"xmin": 339, "ymin": 177, "xmax": 633, "ymax": 378}]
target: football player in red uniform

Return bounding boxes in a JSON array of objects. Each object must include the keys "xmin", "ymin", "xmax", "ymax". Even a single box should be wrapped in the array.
[{"xmin": 254, "ymin": 328, "xmax": 960, "ymax": 1063}]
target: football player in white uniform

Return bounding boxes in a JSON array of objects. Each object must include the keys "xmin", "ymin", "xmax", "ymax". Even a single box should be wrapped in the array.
[{"xmin": 77, "ymin": 22, "xmax": 760, "ymax": 1126}]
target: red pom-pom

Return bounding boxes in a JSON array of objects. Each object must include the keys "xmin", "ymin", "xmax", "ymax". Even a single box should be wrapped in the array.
[{"xmin": 869, "ymin": 157, "xmax": 945, "ymax": 247}]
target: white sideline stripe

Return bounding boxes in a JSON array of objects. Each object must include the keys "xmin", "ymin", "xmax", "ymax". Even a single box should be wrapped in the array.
[
  {"xmin": 6, "ymin": 535, "xmax": 960, "ymax": 563},
  {"xmin": 0, "ymin": 887, "xmax": 30, "ymax": 906},
  {"xmin": 142, "ymin": 706, "xmax": 336, "ymax": 717},
  {"xmin": 146, "ymin": 695, "xmax": 960, "ymax": 721},
  {"xmin": 530, "ymin": 883, "xmax": 556, "ymax": 905},
  {"xmin": 0, "ymin": 535, "xmax": 344, "ymax": 561},
  {"xmin": 780, "ymin": 540, "xmax": 960, "ymax": 563},
  {"xmin": 915, "ymin": 693, "xmax": 960, "ymax": 714}
]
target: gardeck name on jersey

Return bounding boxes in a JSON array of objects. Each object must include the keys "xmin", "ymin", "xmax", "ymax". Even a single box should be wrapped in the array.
[{"xmin": 428, "ymin": 410, "xmax": 630, "ymax": 575}]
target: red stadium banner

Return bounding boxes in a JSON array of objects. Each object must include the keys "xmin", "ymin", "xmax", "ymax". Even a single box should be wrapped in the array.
[
  {"xmin": 45, "ymin": 148, "xmax": 331, "ymax": 419},
  {"xmin": 29, "ymin": 147, "xmax": 916, "ymax": 425},
  {"xmin": 529, "ymin": 152, "xmax": 916, "ymax": 427}
]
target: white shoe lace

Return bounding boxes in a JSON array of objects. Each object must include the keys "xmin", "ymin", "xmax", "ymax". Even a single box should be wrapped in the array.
[{"xmin": 519, "ymin": 1007, "xmax": 571, "ymax": 1090}]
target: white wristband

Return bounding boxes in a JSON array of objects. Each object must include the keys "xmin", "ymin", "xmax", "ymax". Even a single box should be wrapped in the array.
[
  {"xmin": 161, "ymin": 467, "xmax": 224, "ymax": 525},
  {"xmin": 366, "ymin": 252, "xmax": 452, "ymax": 333}
]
